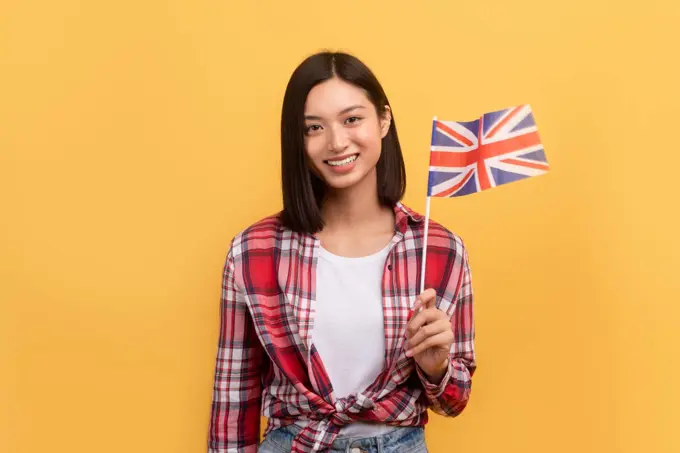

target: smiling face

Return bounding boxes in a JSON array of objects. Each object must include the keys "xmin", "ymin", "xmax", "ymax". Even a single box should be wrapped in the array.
[{"xmin": 303, "ymin": 77, "xmax": 391, "ymax": 193}]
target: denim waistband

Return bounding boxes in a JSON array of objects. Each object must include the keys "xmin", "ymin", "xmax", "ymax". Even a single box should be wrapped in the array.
[{"xmin": 275, "ymin": 423, "xmax": 426, "ymax": 452}]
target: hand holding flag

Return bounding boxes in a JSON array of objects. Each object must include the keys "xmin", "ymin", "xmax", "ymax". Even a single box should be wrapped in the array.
[{"xmin": 405, "ymin": 288, "xmax": 452, "ymax": 384}]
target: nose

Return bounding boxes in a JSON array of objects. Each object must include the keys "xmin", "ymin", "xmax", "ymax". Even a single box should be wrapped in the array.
[{"xmin": 328, "ymin": 124, "xmax": 349, "ymax": 153}]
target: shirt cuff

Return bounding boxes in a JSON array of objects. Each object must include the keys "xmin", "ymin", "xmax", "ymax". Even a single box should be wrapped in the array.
[{"xmin": 416, "ymin": 359, "xmax": 453, "ymax": 399}]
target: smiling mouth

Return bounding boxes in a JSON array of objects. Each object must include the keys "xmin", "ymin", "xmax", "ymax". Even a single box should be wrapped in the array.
[{"xmin": 324, "ymin": 154, "xmax": 358, "ymax": 167}]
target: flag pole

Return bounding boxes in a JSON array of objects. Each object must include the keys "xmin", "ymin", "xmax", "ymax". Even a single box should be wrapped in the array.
[
  {"xmin": 419, "ymin": 195, "xmax": 431, "ymax": 294},
  {"xmin": 420, "ymin": 116, "xmax": 437, "ymax": 294}
]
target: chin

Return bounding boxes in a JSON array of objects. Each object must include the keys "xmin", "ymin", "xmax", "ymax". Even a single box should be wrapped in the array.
[
  {"xmin": 321, "ymin": 168, "xmax": 375, "ymax": 192},
  {"xmin": 324, "ymin": 178, "xmax": 362, "ymax": 191}
]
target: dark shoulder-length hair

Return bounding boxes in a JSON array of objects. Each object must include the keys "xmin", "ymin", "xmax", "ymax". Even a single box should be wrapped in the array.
[{"xmin": 279, "ymin": 51, "xmax": 406, "ymax": 234}]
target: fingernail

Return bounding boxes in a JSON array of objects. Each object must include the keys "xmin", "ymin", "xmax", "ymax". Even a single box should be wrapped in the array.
[{"xmin": 405, "ymin": 349, "xmax": 413, "ymax": 357}]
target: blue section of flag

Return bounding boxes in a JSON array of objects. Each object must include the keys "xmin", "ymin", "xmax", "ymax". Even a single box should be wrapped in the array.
[
  {"xmin": 518, "ymin": 148, "xmax": 547, "ymax": 163},
  {"xmin": 428, "ymin": 170, "xmax": 461, "ymax": 187},
  {"xmin": 490, "ymin": 167, "xmax": 529, "ymax": 186},
  {"xmin": 482, "ymin": 108, "xmax": 510, "ymax": 136},
  {"xmin": 509, "ymin": 113, "xmax": 536, "ymax": 133},
  {"xmin": 433, "ymin": 129, "xmax": 463, "ymax": 147},
  {"xmin": 457, "ymin": 120, "xmax": 479, "ymax": 136},
  {"xmin": 452, "ymin": 174, "xmax": 478, "ymax": 197}
]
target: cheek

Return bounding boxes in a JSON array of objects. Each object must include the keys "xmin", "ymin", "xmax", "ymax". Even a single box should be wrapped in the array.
[
  {"xmin": 304, "ymin": 136, "xmax": 326, "ymax": 161},
  {"xmin": 353, "ymin": 124, "xmax": 383, "ymax": 153}
]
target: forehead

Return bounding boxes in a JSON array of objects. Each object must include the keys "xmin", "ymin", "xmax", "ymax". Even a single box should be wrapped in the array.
[{"xmin": 304, "ymin": 78, "xmax": 372, "ymax": 116}]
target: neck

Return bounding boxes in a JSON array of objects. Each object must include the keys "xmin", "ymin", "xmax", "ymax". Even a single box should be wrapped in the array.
[{"xmin": 320, "ymin": 170, "xmax": 393, "ymax": 232}]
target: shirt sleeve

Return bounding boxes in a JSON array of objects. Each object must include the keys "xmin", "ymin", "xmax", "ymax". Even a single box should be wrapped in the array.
[
  {"xmin": 208, "ymin": 245, "xmax": 265, "ymax": 452},
  {"xmin": 417, "ymin": 246, "xmax": 476, "ymax": 417}
]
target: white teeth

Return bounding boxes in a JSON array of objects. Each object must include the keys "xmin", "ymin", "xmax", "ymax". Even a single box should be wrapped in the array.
[{"xmin": 327, "ymin": 155, "xmax": 358, "ymax": 166}]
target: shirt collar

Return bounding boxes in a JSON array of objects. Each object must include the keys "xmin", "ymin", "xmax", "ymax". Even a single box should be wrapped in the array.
[
  {"xmin": 300, "ymin": 201, "xmax": 422, "ymax": 240},
  {"xmin": 394, "ymin": 202, "xmax": 423, "ymax": 234}
]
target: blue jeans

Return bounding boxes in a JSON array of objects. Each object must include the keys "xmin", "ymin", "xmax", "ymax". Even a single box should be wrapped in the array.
[{"xmin": 258, "ymin": 424, "xmax": 428, "ymax": 453}]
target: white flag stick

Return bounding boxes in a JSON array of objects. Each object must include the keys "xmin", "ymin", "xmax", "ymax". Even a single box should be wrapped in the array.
[
  {"xmin": 419, "ymin": 195, "xmax": 431, "ymax": 294},
  {"xmin": 419, "ymin": 115, "xmax": 437, "ymax": 294}
]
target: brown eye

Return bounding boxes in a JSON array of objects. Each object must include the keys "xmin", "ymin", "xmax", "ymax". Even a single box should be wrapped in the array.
[
  {"xmin": 305, "ymin": 124, "xmax": 322, "ymax": 135},
  {"xmin": 345, "ymin": 116, "xmax": 362, "ymax": 125}
]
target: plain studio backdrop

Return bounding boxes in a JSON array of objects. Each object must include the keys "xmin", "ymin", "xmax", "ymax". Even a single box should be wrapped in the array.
[{"xmin": 1, "ymin": 2, "xmax": 678, "ymax": 452}]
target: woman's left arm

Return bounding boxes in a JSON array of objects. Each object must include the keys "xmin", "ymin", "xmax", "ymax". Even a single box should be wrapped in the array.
[{"xmin": 406, "ymin": 247, "xmax": 476, "ymax": 417}]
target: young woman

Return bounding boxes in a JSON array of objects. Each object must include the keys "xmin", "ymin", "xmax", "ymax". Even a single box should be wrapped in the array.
[{"xmin": 208, "ymin": 51, "xmax": 476, "ymax": 453}]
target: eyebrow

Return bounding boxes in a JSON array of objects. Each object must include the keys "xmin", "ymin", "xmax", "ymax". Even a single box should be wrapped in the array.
[{"xmin": 304, "ymin": 104, "xmax": 366, "ymax": 121}]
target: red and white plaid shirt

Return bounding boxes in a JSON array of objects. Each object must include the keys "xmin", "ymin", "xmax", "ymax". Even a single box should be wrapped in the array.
[{"xmin": 208, "ymin": 202, "xmax": 476, "ymax": 453}]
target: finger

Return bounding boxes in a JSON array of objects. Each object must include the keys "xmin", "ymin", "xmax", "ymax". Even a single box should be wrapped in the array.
[
  {"xmin": 406, "ymin": 331, "xmax": 453, "ymax": 357},
  {"xmin": 410, "ymin": 289, "xmax": 433, "ymax": 313},
  {"xmin": 419, "ymin": 288, "xmax": 437, "ymax": 308},
  {"xmin": 407, "ymin": 307, "xmax": 447, "ymax": 338},
  {"xmin": 408, "ymin": 289, "xmax": 437, "ymax": 321},
  {"xmin": 406, "ymin": 319, "xmax": 451, "ymax": 349},
  {"xmin": 407, "ymin": 302, "xmax": 423, "ymax": 322},
  {"xmin": 407, "ymin": 289, "xmax": 438, "ymax": 322}
]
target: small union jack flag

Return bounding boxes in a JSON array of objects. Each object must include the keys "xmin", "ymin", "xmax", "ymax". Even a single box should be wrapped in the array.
[{"xmin": 427, "ymin": 104, "xmax": 548, "ymax": 197}]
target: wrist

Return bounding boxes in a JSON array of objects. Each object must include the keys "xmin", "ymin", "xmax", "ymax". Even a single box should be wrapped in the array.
[{"xmin": 423, "ymin": 359, "xmax": 449, "ymax": 385}]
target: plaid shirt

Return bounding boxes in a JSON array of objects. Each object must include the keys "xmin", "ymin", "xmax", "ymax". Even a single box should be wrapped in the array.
[{"xmin": 208, "ymin": 202, "xmax": 476, "ymax": 453}]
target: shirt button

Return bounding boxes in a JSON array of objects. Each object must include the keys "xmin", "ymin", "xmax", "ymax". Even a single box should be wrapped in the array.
[{"xmin": 387, "ymin": 264, "xmax": 393, "ymax": 271}]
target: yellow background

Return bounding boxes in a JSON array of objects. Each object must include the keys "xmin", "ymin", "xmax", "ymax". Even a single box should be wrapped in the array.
[{"xmin": 2, "ymin": 1, "xmax": 679, "ymax": 452}]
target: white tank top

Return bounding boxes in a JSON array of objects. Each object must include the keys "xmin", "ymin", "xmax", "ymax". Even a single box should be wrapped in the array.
[{"xmin": 309, "ymin": 241, "xmax": 393, "ymax": 437}]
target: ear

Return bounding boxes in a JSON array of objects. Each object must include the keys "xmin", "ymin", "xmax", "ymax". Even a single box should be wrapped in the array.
[{"xmin": 379, "ymin": 105, "xmax": 392, "ymax": 139}]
